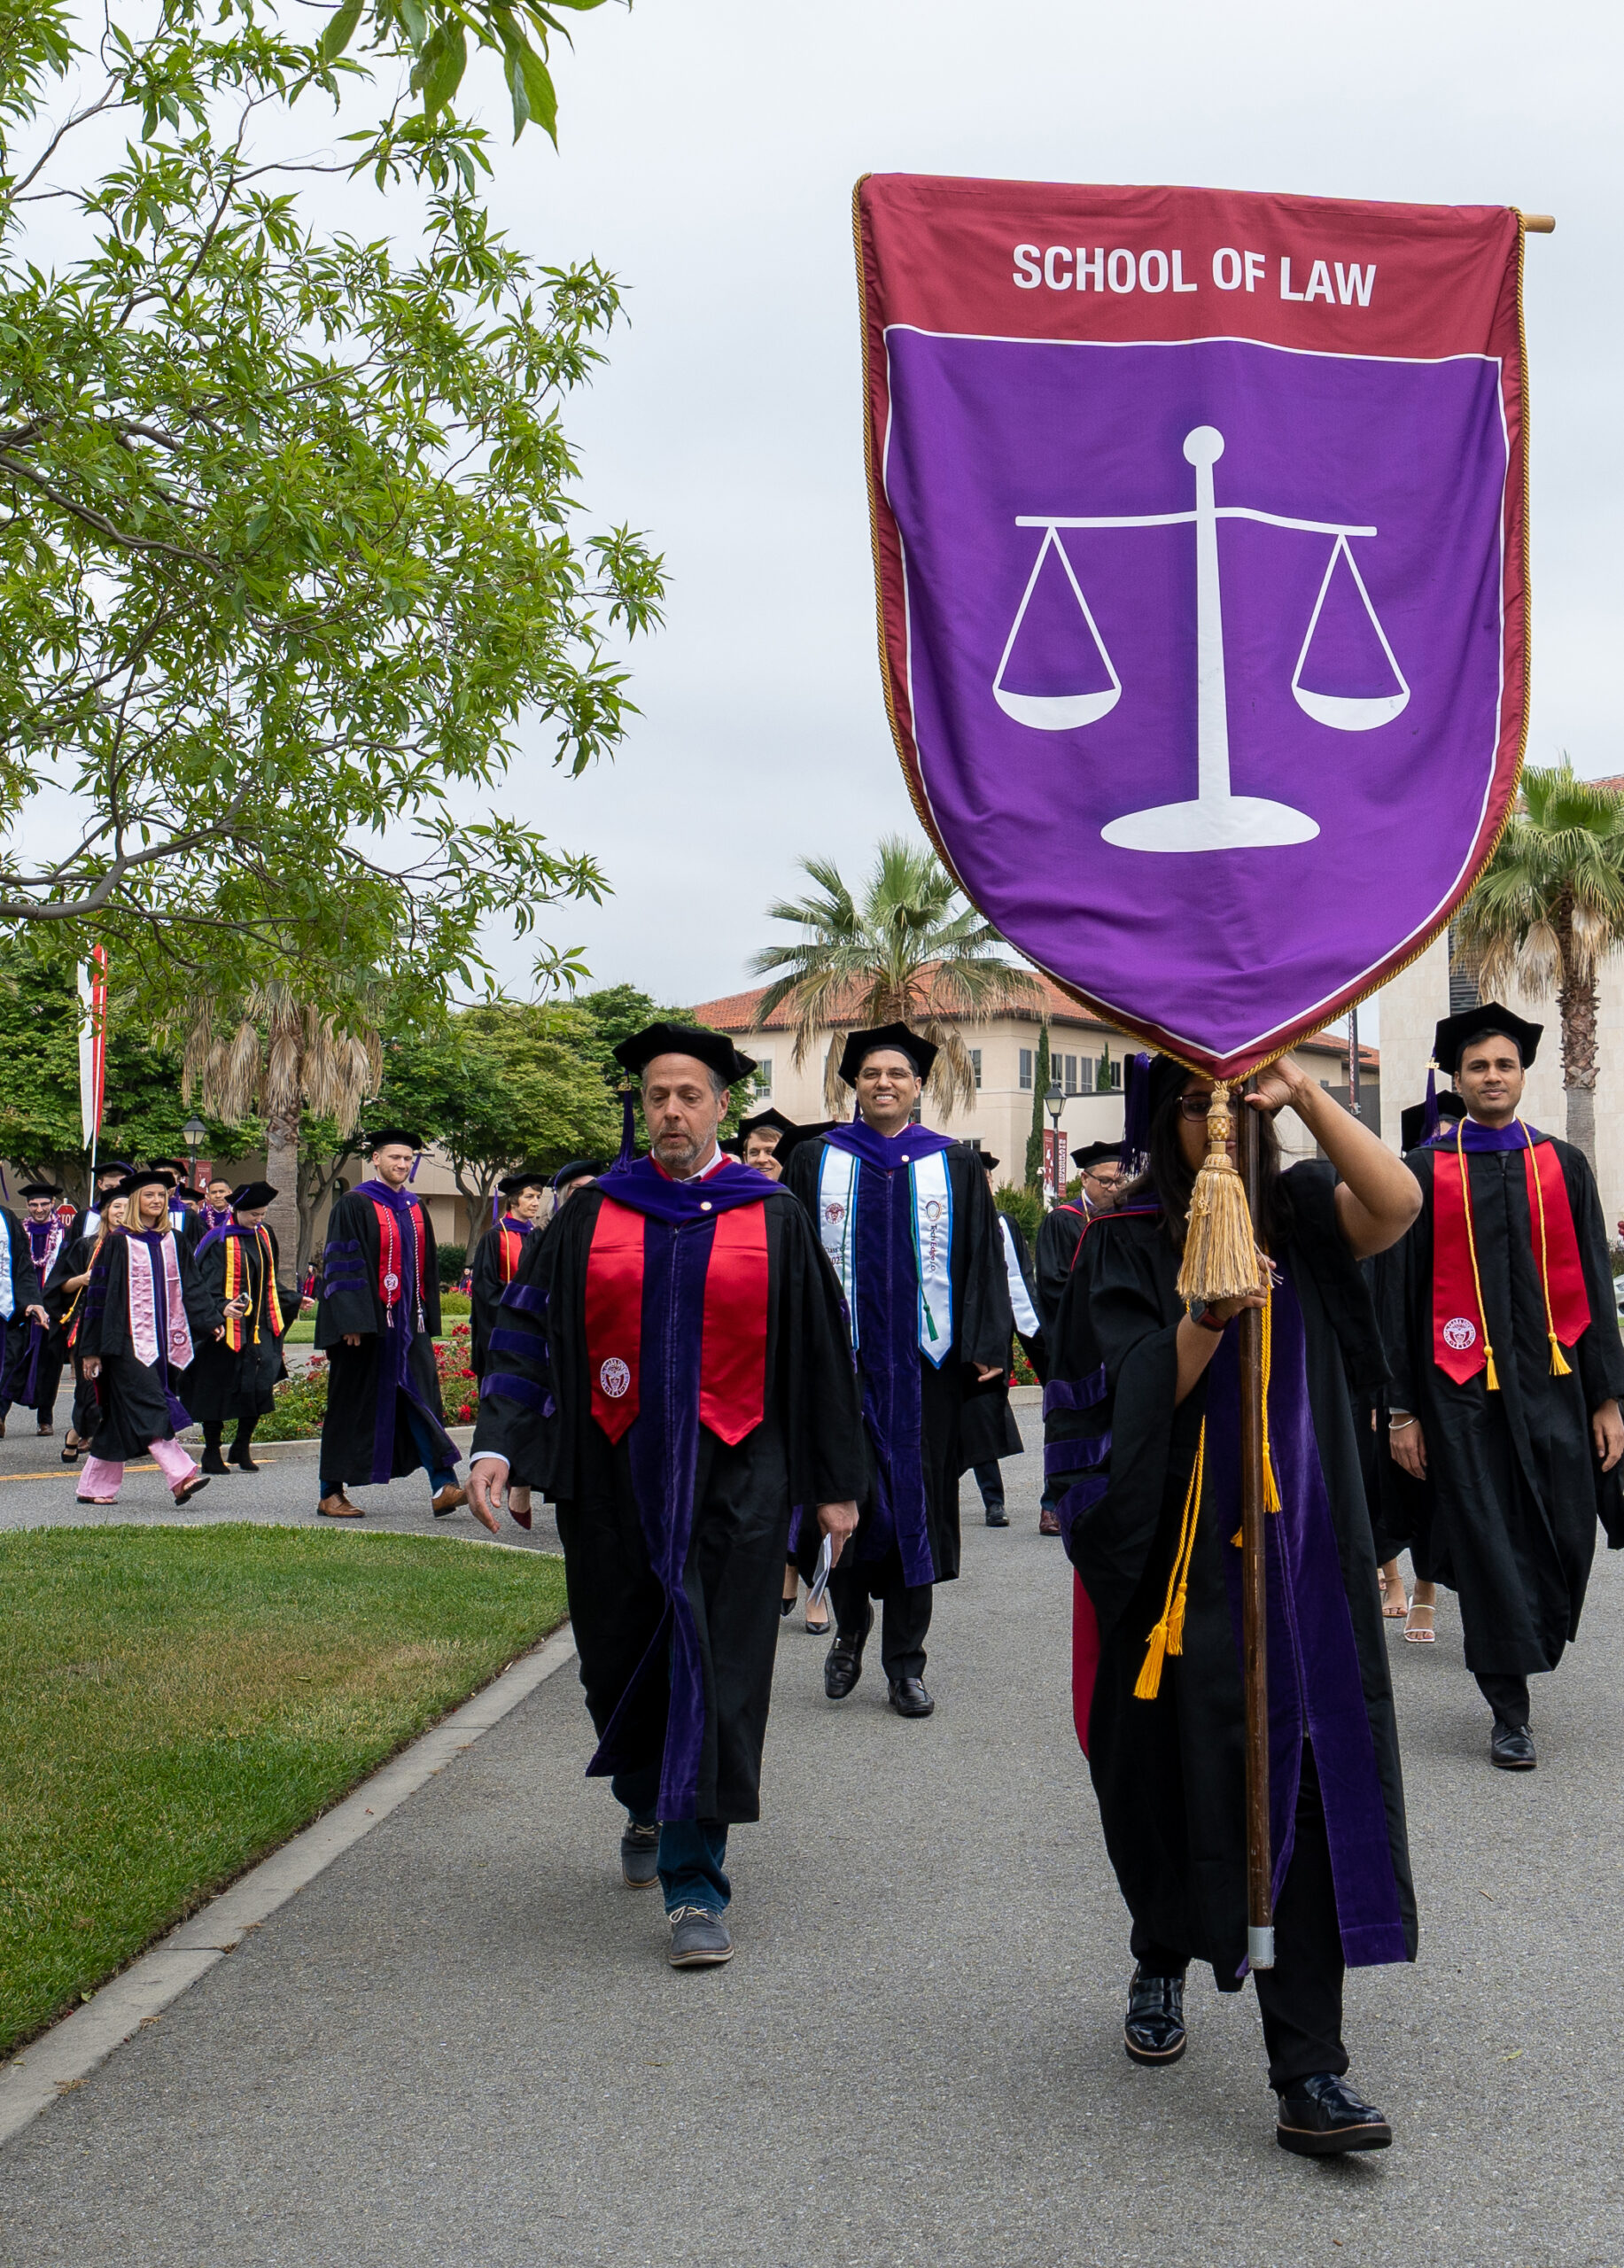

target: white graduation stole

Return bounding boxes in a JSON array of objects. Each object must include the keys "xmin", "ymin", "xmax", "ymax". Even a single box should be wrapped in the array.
[
  {"xmin": 816, "ymin": 1145, "xmax": 954, "ymax": 1364},
  {"xmin": 998, "ymin": 1214, "xmax": 1040, "ymax": 1337},
  {"xmin": 0, "ymin": 1220, "xmax": 12, "ymax": 1321}
]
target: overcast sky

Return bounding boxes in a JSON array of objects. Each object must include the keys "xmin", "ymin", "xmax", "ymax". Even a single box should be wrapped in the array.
[{"xmin": 463, "ymin": 0, "xmax": 1619, "ymax": 1011}]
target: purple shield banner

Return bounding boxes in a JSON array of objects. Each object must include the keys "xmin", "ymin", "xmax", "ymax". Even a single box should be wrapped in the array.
[{"xmin": 857, "ymin": 178, "xmax": 1528, "ymax": 1076}]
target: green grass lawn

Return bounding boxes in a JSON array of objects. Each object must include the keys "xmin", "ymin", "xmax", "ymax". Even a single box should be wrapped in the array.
[{"xmin": 0, "ymin": 1525, "xmax": 568, "ymax": 2056}]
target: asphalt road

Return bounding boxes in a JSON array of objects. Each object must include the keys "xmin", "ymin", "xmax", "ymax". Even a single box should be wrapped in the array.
[{"xmin": 4, "ymin": 1439, "xmax": 1624, "ymax": 2267}]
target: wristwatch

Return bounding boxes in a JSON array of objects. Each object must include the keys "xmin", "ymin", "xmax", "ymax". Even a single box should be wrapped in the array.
[{"xmin": 1190, "ymin": 1301, "xmax": 1227, "ymax": 1334}]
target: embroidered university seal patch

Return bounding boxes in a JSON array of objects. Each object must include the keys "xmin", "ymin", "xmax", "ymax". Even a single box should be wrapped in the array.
[
  {"xmin": 1442, "ymin": 1316, "xmax": 1477, "ymax": 1351},
  {"xmin": 599, "ymin": 1355, "xmax": 631, "ymax": 1399}
]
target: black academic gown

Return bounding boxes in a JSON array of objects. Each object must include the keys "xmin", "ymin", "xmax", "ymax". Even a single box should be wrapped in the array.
[
  {"xmin": 1389, "ymin": 1132, "xmax": 1624, "ymax": 1676},
  {"xmin": 1048, "ymin": 1167, "xmax": 1415, "ymax": 1990},
  {"xmin": 959, "ymin": 1208, "xmax": 1045, "ymax": 1471},
  {"xmin": 783, "ymin": 1131, "xmax": 1014, "ymax": 1588},
  {"xmin": 0, "ymin": 1211, "xmax": 45, "ymax": 1421},
  {"xmin": 181, "ymin": 1224, "xmax": 296, "ymax": 1425},
  {"xmin": 471, "ymin": 1172, "xmax": 866, "ymax": 1822},
  {"xmin": 1035, "ymin": 1198, "xmax": 1092, "ymax": 1335},
  {"xmin": 74, "ymin": 1230, "xmax": 221, "ymax": 1461},
  {"xmin": 315, "ymin": 1185, "xmax": 455, "ymax": 1487},
  {"xmin": 469, "ymin": 1216, "xmax": 533, "ymax": 1378},
  {"xmin": 0, "ymin": 1215, "xmax": 66, "ymax": 1418},
  {"xmin": 44, "ymin": 1233, "xmax": 99, "ymax": 1441}
]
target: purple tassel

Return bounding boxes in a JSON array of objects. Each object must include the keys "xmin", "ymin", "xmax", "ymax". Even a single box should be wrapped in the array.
[
  {"xmin": 491, "ymin": 1186, "xmax": 501, "ymax": 1229},
  {"xmin": 1123, "ymin": 1052, "xmax": 1153, "ymax": 1175},
  {"xmin": 603, "ymin": 1087, "xmax": 637, "ymax": 1177},
  {"xmin": 408, "ymin": 1151, "xmax": 421, "ymax": 1183},
  {"xmin": 1420, "ymin": 1061, "xmax": 1440, "ymax": 1144}
]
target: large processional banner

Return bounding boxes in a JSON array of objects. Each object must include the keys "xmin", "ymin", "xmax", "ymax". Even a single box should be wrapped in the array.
[{"xmin": 856, "ymin": 177, "xmax": 1529, "ymax": 1076}]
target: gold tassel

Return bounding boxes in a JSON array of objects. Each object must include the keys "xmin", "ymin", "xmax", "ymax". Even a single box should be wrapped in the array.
[
  {"xmin": 1134, "ymin": 1619, "xmax": 1170, "ymax": 1700},
  {"xmin": 1176, "ymin": 1083, "xmax": 1265, "ymax": 1306},
  {"xmin": 1485, "ymin": 1342, "xmax": 1500, "ymax": 1392},
  {"xmin": 1166, "ymin": 1581, "xmax": 1189, "ymax": 1657},
  {"xmin": 1549, "ymin": 1332, "xmax": 1572, "ymax": 1377}
]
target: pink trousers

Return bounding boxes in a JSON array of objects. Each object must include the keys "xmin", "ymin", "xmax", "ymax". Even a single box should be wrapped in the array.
[{"xmin": 81, "ymin": 1435, "xmax": 199, "ymax": 1500}]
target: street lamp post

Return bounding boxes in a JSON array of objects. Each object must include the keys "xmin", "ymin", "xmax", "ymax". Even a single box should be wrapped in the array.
[
  {"xmin": 182, "ymin": 1115, "xmax": 208, "ymax": 1193},
  {"xmin": 1045, "ymin": 1086, "xmax": 1065, "ymax": 1209}
]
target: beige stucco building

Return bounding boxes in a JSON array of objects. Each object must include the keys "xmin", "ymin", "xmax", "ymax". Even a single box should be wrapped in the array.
[{"xmin": 690, "ymin": 975, "xmax": 1377, "ymax": 1190}]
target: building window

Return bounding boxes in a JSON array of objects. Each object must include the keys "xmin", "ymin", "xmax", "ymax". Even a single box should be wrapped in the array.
[
  {"xmin": 1063, "ymin": 1054, "xmax": 1077, "ymax": 1094},
  {"xmin": 969, "ymin": 1048, "xmax": 982, "ymax": 1090},
  {"xmin": 752, "ymin": 1056, "xmax": 773, "ymax": 1098},
  {"xmin": 1019, "ymin": 1048, "xmax": 1033, "ymax": 1091},
  {"xmin": 1076, "ymin": 1057, "xmax": 1095, "ymax": 1094}
]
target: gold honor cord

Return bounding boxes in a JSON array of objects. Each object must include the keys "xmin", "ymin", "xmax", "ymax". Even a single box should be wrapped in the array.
[{"xmin": 1519, "ymin": 1119, "xmax": 1573, "ymax": 1378}]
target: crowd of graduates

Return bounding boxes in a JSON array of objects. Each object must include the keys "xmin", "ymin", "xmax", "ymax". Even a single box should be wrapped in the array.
[{"xmin": 15, "ymin": 994, "xmax": 1619, "ymax": 2166}]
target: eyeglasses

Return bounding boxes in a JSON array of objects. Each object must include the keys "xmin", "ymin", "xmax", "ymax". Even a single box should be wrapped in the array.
[{"xmin": 1178, "ymin": 1092, "xmax": 1216, "ymax": 1121}]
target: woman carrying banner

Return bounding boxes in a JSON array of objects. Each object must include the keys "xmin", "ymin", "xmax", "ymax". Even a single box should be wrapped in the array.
[
  {"xmin": 74, "ymin": 1172, "xmax": 231, "ymax": 1505},
  {"xmin": 1045, "ymin": 1053, "xmax": 1421, "ymax": 2156}
]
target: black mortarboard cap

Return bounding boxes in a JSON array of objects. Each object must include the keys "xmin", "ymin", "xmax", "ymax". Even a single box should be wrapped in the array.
[
  {"xmin": 1400, "ymin": 1092, "xmax": 1466, "ymax": 1151},
  {"xmin": 99, "ymin": 1159, "xmax": 134, "ymax": 1181},
  {"xmin": 19, "ymin": 1181, "xmax": 61, "ymax": 1199},
  {"xmin": 118, "ymin": 1169, "xmax": 174, "ymax": 1197},
  {"xmin": 737, "ymin": 1108, "xmax": 796, "ymax": 1142},
  {"xmin": 1432, "ymin": 1002, "xmax": 1542, "ymax": 1076},
  {"xmin": 977, "ymin": 1153, "xmax": 1000, "ymax": 1173},
  {"xmin": 230, "ymin": 1182, "xmax": 277, "ymax": 1210},
  {"xmin": 550, "ymin": 1158, "xmax": 600, "ymax": 1191},
  {"xmin": 836, "ymin": 1022, "xmax": 938, "ymax": 1085},
  {"xmin": 775, "ymin": 1119, "xmax": 835, "ymax": 1161},
  {"xmin": 365, "ymin": 1126, "xmax": 422, "ymax": 1153},
  {"xmin": 612, "ymin": 1022, "xmax": 757, "ymax": 1085},
  {"xmin": 498, "ymin": 1170, "xmax": 550, "ymax": 1196},
  {"xmin": 1071, "ymin": 1140, "xmax": 1123, "ymax": 1170}
]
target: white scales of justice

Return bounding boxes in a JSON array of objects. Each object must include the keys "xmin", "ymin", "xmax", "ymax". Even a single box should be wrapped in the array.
[{"xmin": 992, "ymin": 423, "xmax": 1410, "ymax": 851}]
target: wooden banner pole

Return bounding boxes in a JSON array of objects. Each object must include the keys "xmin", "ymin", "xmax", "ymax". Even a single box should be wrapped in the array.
[
  {"xmin": 1523, "ymin": 214, "xmax": 1556, "ymax": 233},
  {"xmin": 1236, "ymin": 1081, "xmax": 1274, "ymax": 1969}
]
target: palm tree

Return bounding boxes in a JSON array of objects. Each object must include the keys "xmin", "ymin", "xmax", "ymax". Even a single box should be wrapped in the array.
[
  {"xmin": 750, "ymin": 836, "xmax": 1045, "ymax": 1113},
  {"xmin": 1454, "ymin": 759, "xmax": 1624, "ymax": 1172},
  {"xmin": 183, "ymin": 984, "xmax": 383, "ymax": 1272}
]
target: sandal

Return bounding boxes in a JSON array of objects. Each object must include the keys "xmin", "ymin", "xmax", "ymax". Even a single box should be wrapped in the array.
[
  {"xmin": 76, "ymin": 1495, "xmax": 119, "ymax": 1506},
  {"xmin": 61, "ymin": 1436, "xmax": 81, "ymax": 1464},
  {"xmin": 1380, "ymin": 1571, "xmax": 1409, "ymax": 1619},
  {"xmin": 1403, "ymin": 1601, "xmax": 1436, "ymax": 1645},
  {"xmin": 171, "ymin": 1473, "xmax": 210, "ymax": 1506}
]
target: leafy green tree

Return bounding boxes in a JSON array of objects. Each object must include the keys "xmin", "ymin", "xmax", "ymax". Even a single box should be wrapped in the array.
[
  {"xmin": 1456, "ymin": 759, "xmax": 1624, "ymax": 1171},
  {"xmin": 750, "ymin": 835, "xmax": 1043, "ymax": 1114},
  {"xmin": 0, "ymin": 0, "xmax": 660, "ymax": 1014},
  {"xmin": 374, "ymin": 1002, "xmax": 621, "ymax": 1234}
]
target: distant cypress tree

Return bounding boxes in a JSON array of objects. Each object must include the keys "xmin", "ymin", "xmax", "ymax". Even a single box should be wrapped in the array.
[{"xmin": 1024, "ymin": 1022, "xmax": 1051, "ymax": 1192}]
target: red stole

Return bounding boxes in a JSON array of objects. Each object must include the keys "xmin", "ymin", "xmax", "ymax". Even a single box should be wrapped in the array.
[
  {"xmin": 585, "ymin": 1197, "xmax": 769, "ymax": 1445},
  {"xmin": 1432, "ymin": 1137, "xmax": 1589, "ymax": 1383},
  {"xmin": 497, "ymin": 1222, "xmax": 527, "ymax": 1283}
]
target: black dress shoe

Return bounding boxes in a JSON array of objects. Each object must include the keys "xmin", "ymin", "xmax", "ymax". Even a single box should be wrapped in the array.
[
  {"xmin": 888, "ymin": 1676, "xmax": 934, "ymax": 1718},
  {"xmin": 1490, "ymin": 1719, "xmax": 1536, "ymax": 1769},
  {"xmin": 823, "ymin": 1603, "xmax": 873, "ymax": 1699},
  {"xmin": 1276, "ymin": 2071, "xmax": 1392, "ymax": 2155},
  {"xmin": 983, "ymin": 1502, "xmax": 1008, "ymax": 1527},
  {"xmin": 1123, "ymin": 1966, "xmax": 1187, "ymax": 2065}
]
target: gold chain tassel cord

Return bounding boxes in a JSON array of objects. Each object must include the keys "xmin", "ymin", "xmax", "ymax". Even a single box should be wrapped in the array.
[
  {"xmin": 1176, "ymin": 1083, "xmax": 1267, "ymax": 1307},
  {"xmin": 1136, "ymin": 1421, "xmax": 1206, "ymax": 1701}
]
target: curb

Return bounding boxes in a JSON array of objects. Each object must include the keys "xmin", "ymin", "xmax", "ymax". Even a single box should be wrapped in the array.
[{"xmin": 0, "ymin": 1620, "xmax": 576, "ymax": 2148}]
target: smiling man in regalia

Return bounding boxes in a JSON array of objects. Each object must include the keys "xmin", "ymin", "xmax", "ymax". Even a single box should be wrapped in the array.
[
  {"xmin": 466, "ymin": 1024, "xmax": 865, "ymax": 1969},
  {"xmin": 782, "ymin": 1024, "xmax": 1014, "ymax": 1718},
  {"xmin": 1387, "ymin": 1006, "xmax": 1624, "ymax": 1767}
]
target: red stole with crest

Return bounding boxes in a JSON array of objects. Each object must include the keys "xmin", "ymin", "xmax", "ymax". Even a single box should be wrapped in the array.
[
  {"xmin": 1432, "ymin": 1137, "xmax": 1589, "ymax": 1383},
  {"xmin": 584, "ymin": 1196, "xmax": 769, "ymax": 1445}
]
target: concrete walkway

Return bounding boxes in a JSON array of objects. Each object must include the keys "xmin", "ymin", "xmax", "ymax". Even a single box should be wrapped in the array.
[{"xmin": 4, "ymin": 1442, "xmax": 1624, "ymax": 2266}]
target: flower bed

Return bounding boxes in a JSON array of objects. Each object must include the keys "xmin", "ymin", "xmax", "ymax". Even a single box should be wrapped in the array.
[{"xmin": 256, "ymin": 1323, "xmax": 480, "ymax": 1441}]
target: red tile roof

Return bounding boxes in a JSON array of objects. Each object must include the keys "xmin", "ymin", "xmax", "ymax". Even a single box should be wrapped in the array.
[{"xmin": 690, "ymin": 976, "xmax": 1376, "ymax": 1066}]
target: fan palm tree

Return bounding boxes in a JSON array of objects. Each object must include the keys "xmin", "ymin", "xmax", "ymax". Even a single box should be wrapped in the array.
[
  {"xmin": 1454, "ymin": 759, "xmax": 1624, "ymax": 1172},
  {"xmin": 750, "ymin": 836, "xmax": 1045, "ymax": 1113},
  {"xmin": 183, "ymin": 984, "xmax": 383, "ymax": 1270}
]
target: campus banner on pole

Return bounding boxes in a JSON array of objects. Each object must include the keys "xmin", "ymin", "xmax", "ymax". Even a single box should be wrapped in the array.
[
  {"xmin": 78, "ymin": 947, "xmax": 108, "ymax": 1154},
  {"xmin": 855, "ymin": 177, "xmax": 1529, "ymax": 1076}
]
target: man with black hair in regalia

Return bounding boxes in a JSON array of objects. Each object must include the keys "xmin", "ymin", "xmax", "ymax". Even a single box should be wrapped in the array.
[
  {"xmin": 467, "ymin": 1170, "xmax": 548, "ymax": 1529},
  {"xmin": 0, "ymin": 1182, "xmax": 71, "ymax": 1435},
  {"xmin": 1046, "ymin": 1052, "xmax": 1422, "ymax": 2156},
  {"xmin": 783, "ymin": 1023, "xmax": 1014, "ymax": 1718},
  {"xmin": 959, "ymin": 1152, "xmax": 1045, "ymax": 1529},
  {"xmin": 1032, "ymin": 1138, "xmax": 1129, "ymax": 1534},
  {"xmin": 315, "ymin": 1130, "xmax": 464, "ymax": 1521},
  {"xmin": 184, "ymin": 1182, "xmax": 301, "ymax": 1474},
  {"xmin": 1387, "ymin": 1005, "xmax": 1624, "ymax": 1768},
  {"xmin": 466, "ymin": 1023, "xmax": 865, "ymax": 1969}
]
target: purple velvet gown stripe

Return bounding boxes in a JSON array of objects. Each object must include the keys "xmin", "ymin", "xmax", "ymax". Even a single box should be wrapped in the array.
[
  {"xmin": 1206, "ymin": 1279, "xmax": 1407, "ymax": 1972},
  {"xmin": 1045, "ymin": 1368, "xmax": 1107, "ymax": 1414},
  {"xmin": 500, "ymin": 1282, "xmax": 548, "ymax": 1316},
  {"xmin": 584, "ymin": 1211, "xmax": 719, "ymax": 1820},
  {"xmin": 587, "ymin": 1153, "xmax": 773, "ymax": 1228},
  {"xmin": 1057, "ymin": 1471, "xmax": 1108, "ymax": 1547},
  {"xmin": 480, "ymin": 1371, "xmax": 550, "ymax": 1410},
  {"xmin": 850, "ymin": 1149, "xmax": 934, "ymax": 1587},
  {"xmin": 1045, "ymin": 1432, "xmax": 1111, "ymax": 1477}
]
